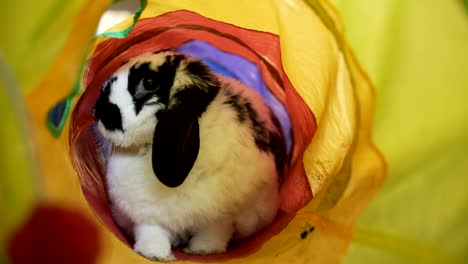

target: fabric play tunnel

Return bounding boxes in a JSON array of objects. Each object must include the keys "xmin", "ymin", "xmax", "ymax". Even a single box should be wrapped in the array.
[{"xmin": 2, "ymin": 0, "xmax": 386, "ymax": 263}]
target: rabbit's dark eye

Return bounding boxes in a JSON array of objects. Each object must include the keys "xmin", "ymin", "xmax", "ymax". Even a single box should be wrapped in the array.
[{"xmin": 143, "ymin": 77, "xmax": 157, "ymax": 91}]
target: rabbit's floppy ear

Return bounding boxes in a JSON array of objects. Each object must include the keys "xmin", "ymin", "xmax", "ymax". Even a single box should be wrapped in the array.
[
  {"xmin": 152, "ymin": 61, "xmax": 219, "ymax": 188},
  {"xmin": 152, "ymin": 92, "xmax": 200, "ymax": 188}
]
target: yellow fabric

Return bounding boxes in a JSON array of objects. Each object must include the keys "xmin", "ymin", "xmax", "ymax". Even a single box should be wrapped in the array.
[
  {"xmin": 0, "ymin": 62, "xmax": 37, "ymax": 262},
  {"xmin": 1, "ymin": 0, "xmax": 387, "ymax": 263},
  {"xmin": 0, "ymin": 0, "xmax": 86, "ymax": 94},
  {"xmin": 332, "ymin": 0, "xmax": 468, "ymax": 263},
  {"xmin": 0, "ymin": 0, "xmax": 110, "ymax": 260}
]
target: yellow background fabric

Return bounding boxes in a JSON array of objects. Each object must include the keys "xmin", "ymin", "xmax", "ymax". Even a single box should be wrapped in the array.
[
  {"xmin": 331, "ymin": 1, "xmax": 468, "ymax": 263},
  {"xmin": 0, "ymin": 59, "xmax": 37, "ymax": 264},
  {"xmin": 0, "ymin": 0, "xmax": 86, "ymax": 93},
  {"xmin": 0, "ymin": 0, "xmax": 111, "ymax": 261}
]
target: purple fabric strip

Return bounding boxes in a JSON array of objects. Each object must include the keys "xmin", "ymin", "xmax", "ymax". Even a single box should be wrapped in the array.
[{"xmin": 177, "ymin": 40, "xmax": 292, "ymax": 155}]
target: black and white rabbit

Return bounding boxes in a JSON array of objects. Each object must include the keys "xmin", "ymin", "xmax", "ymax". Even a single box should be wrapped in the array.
[{"xmin": 93, "ymin": 51, "xmax": 287, "ymax": 261}]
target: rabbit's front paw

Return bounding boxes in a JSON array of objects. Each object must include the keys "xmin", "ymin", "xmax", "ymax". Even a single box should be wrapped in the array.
[
  {"xmin": 134, "ymin": 224, "xmax": 175, "ymax": 262},
  {"xmin": 183, "ymin": 222, "xmax": 232, "ymax": 255}
]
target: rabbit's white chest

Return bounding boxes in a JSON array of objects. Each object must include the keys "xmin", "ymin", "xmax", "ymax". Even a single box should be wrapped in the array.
[
  {"xmin": 106, "ymin": 150, "xmax": 200, "ymax": 231},
  {"xmin": 105, "ymin": 94, "xmax": 279, "ymax": 238}
]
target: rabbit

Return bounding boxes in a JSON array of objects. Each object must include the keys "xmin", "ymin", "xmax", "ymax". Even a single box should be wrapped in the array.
[{"xmin": 93, "ymin": 50, "xmax": 287, "ymax": 261}]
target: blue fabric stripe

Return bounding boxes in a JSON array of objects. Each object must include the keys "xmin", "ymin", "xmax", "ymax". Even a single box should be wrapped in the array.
[{"xmin": 177, "ymin": 40, "xmax": 292, "ymax": 155}]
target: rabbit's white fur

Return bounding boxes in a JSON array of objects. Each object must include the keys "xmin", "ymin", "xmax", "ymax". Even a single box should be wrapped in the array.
[{"xmin": 98, "ymin": 52, "xmax": 280, "ymax": 261}]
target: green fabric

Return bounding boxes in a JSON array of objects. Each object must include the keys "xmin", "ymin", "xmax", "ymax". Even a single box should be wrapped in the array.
[
  {"xmin": 331, "ymin": 0, "xmax": 468, "ymax": 263},
  {"xmin": 97, "ymin": 0, "xmax": 147, "ymax": 38},
  {"xmin": 462, "ymin": 0, "xmax": 468, "ymax": 14},
  {"xmin": 46, "ymin": 0, "xmax": 148, "ymax": 137}
]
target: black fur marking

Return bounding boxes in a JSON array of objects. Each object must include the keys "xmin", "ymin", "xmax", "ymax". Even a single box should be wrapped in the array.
[
  {"xmin": 120, "ymin": 60, "xmax": 129, "ymax": 67},
  {"xmin": 153, "ymin": 108, "xmax": 200, "ymax": 188},
  {"xmin": 127, "ymin": 55, "xmax": 183, "ymax": 114},
  {"xmin": 102, "ymin": 76, "xmax": 117, "ymax": 93},
  {"xmin": 223, "ymin": 92, "xmax": 247, "ymax": 122},
  {"xmin": 94, "ymin": 77, "xmax": 123, "ymax": 131},
  {"xmin": 152, "ymin": 59, "xmax": 220, "ymax": 188},
  {"xmin": 184, "ymin": 60, "xmax": 215, "ymax": 81},
  {"xmin": 222, "ymin": 89, "xmax": 287, "ymax": 179},
  {"xmin": 153, "ymin": 48, "xmax": 175, "ymax": 54},
  {"xmin": 246, "ymin": 102, "xmax": 287, "ymax": 179},
  {"xmin": 269, "ymin": 112, "xmax": 288, "ymax": 180}
]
